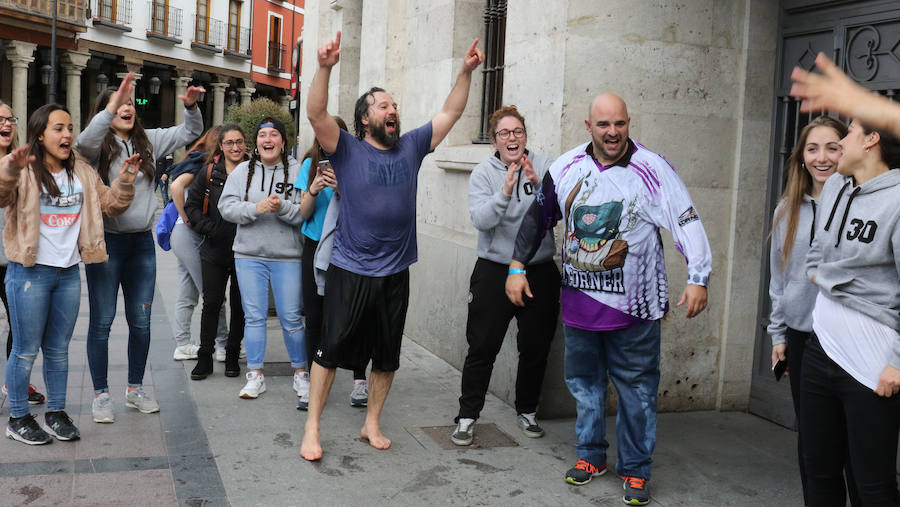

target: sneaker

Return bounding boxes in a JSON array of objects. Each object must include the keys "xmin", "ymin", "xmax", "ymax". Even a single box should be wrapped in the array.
[
  {"xmin": 215, "ymin": 346, "xmax": 226, "ymax": 363},
  {"xmin": 125, "ymin": 387, "xmax": 160, "ymax": 414},
  {"xmin": 623, "ymin": 476, "xmax": 650, "ymax": 505},
  {"xmin": 517, "ymin": 412, "xmax": 544, "ymax": 438},
  {"xmin": 451, "ymin": 418, "xmax": 475, "ymax": 446},
  {"xmin": 294, "ymin": 371, "xmax": 310, "ymax": 410},
  {"xmin": 6, "ymin": 414, "xmax": 52, "ymax": 445},
  {"xmin": 3, "ymin": 384, "xmax": 47, "ymax": 406},
  {"xmin": 92, "ymin": 392, "xmax": 115, "ymax": 423},
  {"xmin": 350, "ymin": 379, "xmax": 368, "ymax": 407},
  {"xmin": 239, "ymin": 372, "xmax": 266, "ymax": 399},
  {"xmin": 44, "ymin": 411, "xmax": 80, "ymax": 441},
  {"xmin": 565, "ymin": 459, "xmax": 607, "ymax": 486},
  {"xmin": 173, "ymin": 344, "xmax": 199, "ymax": 361}
]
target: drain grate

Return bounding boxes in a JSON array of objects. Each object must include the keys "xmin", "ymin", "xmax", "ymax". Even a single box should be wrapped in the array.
[{"xmin": 421, "ymin": 424, "xmax": 519, "ymax": 450}]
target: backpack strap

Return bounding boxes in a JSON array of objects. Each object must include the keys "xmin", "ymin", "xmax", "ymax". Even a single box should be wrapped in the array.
[{"xmin": 201, "ymin": 154, "xmax": 220, "ymax": 214}]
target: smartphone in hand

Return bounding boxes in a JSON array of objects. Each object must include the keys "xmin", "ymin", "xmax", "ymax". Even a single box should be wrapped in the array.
[
  {"xmin": 317, "ymin": 159, "xmax": 333, "ymax": 175},
  {"xmin": 773, "ymin": 359, "xmax": 788, "ymax": 381}
]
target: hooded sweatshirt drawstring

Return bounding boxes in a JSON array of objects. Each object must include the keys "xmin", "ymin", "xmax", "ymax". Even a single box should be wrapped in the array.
[
  {"xmin": 833, "ymin": 186, "xmax": 861, "ymax": 247},
  {"xmin": 809, "ymin": 200, "xmax": 817, "ymax": 246},
  {"xmin": 515, "ymin": 166, "xmax": 523, "ymax": 202},
  {"xmin": 824, "ymin": 180, "xmax": 851, "ymax": 233}
]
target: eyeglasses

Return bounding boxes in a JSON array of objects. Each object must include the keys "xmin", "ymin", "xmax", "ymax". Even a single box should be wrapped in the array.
[
  {"xmin": 0, "ymin": 116, "xmax": 18, "ymax": 125},
  {"xmin": 222, "ymin": 140, "xmax": 245, "ymax": 148},
  {"xmin": 495, "ymin": 128, "xmax": 525, "ymax": 140}
]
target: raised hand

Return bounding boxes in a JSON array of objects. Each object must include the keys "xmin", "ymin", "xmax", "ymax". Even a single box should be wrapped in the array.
[
  {"xmin": 461, "ymin": 39, "xmax": 485, "ymax": 74},
  {"xmin": 318, "ymin": 31, "xmax": 342, "ymax": 68},
  {"xmin": 117, "ymin": 153, "xmax": 142, "ymax": 184},
  {"xmin": 180, "ymin": 86, "xmax": 206, "ymax": 108},
  {"xmin": 105, "ymin": 73, "xmax": 136, "ymax": 114},
  {"xmin": 502, "ymin": 161, "xmax": 518, "ymax": 196},
  {"xmin": 790, "ymin": 53, "xmax": 858, "ymax": 115},
  {"xmin": 521, "ymin": 154, "xmax": 539, "ymax": 185},
  {"xmin": 0, "ymin": 145, "xmax": 35, "ymax": 179}
]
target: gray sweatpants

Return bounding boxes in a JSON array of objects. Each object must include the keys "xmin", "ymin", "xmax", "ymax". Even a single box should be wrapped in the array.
[{"xmin": 170, "ymin": 222, "xmax": 227, "ymax": 348}]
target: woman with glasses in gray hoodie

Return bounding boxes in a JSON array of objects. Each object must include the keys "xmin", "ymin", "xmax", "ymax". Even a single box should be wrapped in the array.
[{"xmin": 801, "ymin": 119, "xmax": 900, "ymax": 506}]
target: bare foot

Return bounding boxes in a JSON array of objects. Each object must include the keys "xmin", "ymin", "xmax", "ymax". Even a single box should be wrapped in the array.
[
  {"xmin": 300, "ymin": 427, "xmax": 323, "ymax": 461},
  {"xmin": 360, "ymin": 423, "xmax": 392, "ymax": 450}
]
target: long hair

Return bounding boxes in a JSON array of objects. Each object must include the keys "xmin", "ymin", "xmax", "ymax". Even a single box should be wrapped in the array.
[
  {"xmin": 774, "ymin": 116, "xmax": 847, "ymax": 269},
  {"xmin": 244, "ymin": 117, "xmax": 290, "ymax": 201},
  {"xmin": 90, "ymin": 87, "xmax": 155, "ymax": 184},
  {"xmin": 0, "ymin": 100, "xmax": 19, "ymax": 154},
  {"xmin": 205, "ymin": 124, "xmax": 246, "ymax": 167},
  {"xmin": 354, "ymin": 87, "xmax": 386, "ymax": 140},
  {"xmin": 26, "ymin": 104, "xmax": 75, "ymax": 197},
  {"xmin": 304, "ymin": 115, "xmax": 348, "ymax": 189},
  {"xmin": 178, "ymin": 126, "xmax": 221, "ymax": 164}
]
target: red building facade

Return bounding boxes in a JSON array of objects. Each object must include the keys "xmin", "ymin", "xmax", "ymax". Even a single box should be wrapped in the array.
[{"xmin": 250, "ymin": 0, "xmax": 304, "ymax": 106}]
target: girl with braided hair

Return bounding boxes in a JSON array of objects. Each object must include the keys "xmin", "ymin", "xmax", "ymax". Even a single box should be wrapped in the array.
[{"xmin": 218, "ymin": 117, "xmax": 308, "ymax": 401}]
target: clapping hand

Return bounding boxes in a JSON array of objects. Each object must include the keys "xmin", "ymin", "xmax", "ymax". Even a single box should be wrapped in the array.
[
  {"xmin": 180, "ymin": 86, "xmax": 206, "ymax": 108},
  {"xmin": 118, "ymin": 154, "xmax": 142, "ymax": 184},
  {"xmin": 256, "ymin": 194, "xmax": 281, "ymax": 214},
  {"xmin": 105, "ymin": 73, "xmax": 136, "ymax": 115}
]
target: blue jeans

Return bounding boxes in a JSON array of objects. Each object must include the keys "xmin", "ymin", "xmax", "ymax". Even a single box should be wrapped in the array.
[
  {"xmin": 564, "ymin": 320, "xmax": 661, "ymax": 479},
  {"xmin": 4, "ymin": 263, "xmax": 81, "ymax": 418},
  {"xmin": 85, "ymin": 231, "xmax": 156, "ymax": 392},
  {"xmin": 234, "ymin": 258, "xmax": 306, "ymax": 370}
]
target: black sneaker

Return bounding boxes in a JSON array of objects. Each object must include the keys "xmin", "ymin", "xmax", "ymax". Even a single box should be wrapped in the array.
[
  {"xmin": 191, "ymin": 354, "xmax": 214, "ymax": 381},
  {"xmin": 44, "ymin": 411, "xmax": 80, "ymax": 441},
  {"xmin": 1, "ymin": 384, "xmax": 45, "ymax": 405},
  {"xmin": 6, "ymin": 414, "xmax": 52, "ymax": 445},
  {"xmin": 623, "ymin": 476, "xmax": 650, "ymax": 505},
  {"xmin": 516, "ymin": 412, "xmax": 545, "ymax": 438},
  {"xmin": 565, "ymin": 459, "xmax": 607, "ymax": 486}
]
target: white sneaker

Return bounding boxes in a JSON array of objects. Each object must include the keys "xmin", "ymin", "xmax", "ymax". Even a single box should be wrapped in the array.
[
  {"xmin": 173, "ymin": 344, "xmax": 199, "ymax": 361},
  {"xmin": 451, "ymin": 418, "xmax": 475, "ymax": 446},
  {"xmin": 293, "ymin": 371, "xmax": 310, "ymax": 398},
  {"xmin": 350, "ymin": 379, "xmax": 368, "ymax": 407},
  {"xmin": 125, "ymin": 387, "xmax": 160, "ymax": 414},
  {"xmin": 215, "ymin": 346, "xmax": 226, "ymax": 363},
  {"xmin": 92, "ymin": 392, "xmax": 115, "ymax": 423},
  {"xmin": 239, "ymin": 372, "xmax": 266, "ymax": 399}
]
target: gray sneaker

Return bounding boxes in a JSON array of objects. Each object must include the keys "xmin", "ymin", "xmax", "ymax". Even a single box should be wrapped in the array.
[
  {"xmin": 350, "ymin": 379, "xmax": 368, "ymax": 407},
  {"xmin": 92, "ymin": 392, "xmax": 115, "ymax": 423},
  {"xmin": 451, "ymin": 418, "xmax": 475, "ymax": 446},
  {"xmin": 517, "ymin": 412, "xmax": 545, "ymax": 438},
  {"xmin": 125, "ymin": 388, "xmax": 160, "ymax": 414}
]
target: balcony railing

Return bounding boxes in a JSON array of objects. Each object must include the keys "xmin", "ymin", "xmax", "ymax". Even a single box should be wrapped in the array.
[
  {"xmin": 0, "ymin": 0, "xmax": 86, "ymax": 25},
  {"xmin": 91, "ymin": 0, "xmax": 133, "ymax": 28},
  {"xmin": 225, "ymin": 24, "xmax": 250, "ymax": 56},
  {"xmin": 267, "ymin": 41, "xmax": 286, "ymax": 72},
  {"xmin": 193, "ymin": 14, "xmax": 224, "ymax": 48},
  {"xmin": 146, "ymin": 1, "xmax": 182, "ymax": 41}
]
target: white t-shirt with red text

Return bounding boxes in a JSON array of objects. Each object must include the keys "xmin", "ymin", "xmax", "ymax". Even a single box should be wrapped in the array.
[{"xmin": 37, "ymin": 170, "xmax": 82, "ymax": 268}]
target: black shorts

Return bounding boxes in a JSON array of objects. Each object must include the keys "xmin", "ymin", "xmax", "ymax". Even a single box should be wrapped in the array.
[{"xmin": 316, "ymin": 265, "xmax": 410, "ymax": 372}]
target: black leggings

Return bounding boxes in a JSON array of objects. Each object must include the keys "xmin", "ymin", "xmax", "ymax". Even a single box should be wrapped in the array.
[
  {"xmin": 301, "ymin": 236, "xmax": 365, "ymax": 380},
  {"xmin": 199, "ymin": 259, "xmax": 244, "ymax": 357},
  {"xmin": 800, "ymin": 333, "xmax": 900, "ymax": 506}
]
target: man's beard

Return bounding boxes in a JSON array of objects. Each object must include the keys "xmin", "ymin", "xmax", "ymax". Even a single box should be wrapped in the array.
[
  {"xmin": 592, "ymin": 132, "xmax": 628, "ymax": 164},
  {"xmin": 370, "ymin": 118, "xmax": 401, "ymax": 148}
]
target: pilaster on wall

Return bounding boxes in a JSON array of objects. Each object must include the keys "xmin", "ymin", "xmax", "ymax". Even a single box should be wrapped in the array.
[{"xmin": 328, "ymin": 0, "xmax": 362, "ymax": 120}]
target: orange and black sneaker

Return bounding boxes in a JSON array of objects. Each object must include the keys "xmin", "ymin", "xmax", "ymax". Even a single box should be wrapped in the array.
[
  {"xmin": 564, "ymin": 459, "xmax": 607, "ymax": 486},
  {"xmin": 622, "ymin": 475, "xmax": 650, "ymax": 505}
]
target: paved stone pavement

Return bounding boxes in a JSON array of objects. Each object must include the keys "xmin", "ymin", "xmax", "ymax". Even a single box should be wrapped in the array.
[{"xmin": 0, "ymin": 244, "xmax": 806, "ymax": 506}]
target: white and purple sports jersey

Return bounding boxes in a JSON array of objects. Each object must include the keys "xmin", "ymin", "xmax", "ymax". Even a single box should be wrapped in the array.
[{"xmin": 513, "ymin": 139, "xmax": 712, "ymax": 328}]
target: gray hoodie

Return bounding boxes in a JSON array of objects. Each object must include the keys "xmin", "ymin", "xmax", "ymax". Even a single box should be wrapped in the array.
[
  {"xmin": 767, "ymin": 195, "xmax": 819, "ymax": 346},
  {"xmin": 75, "ymin": 107, "xmax": 203, "ymax": 233},
  {"xmin": 218, "ymin": 157, "xmax": 304, "ymax": 260},
  {"xmin": 807, "ymin": 170, "xmax": 900, "ymax": 363},
  {"xmin": 469, "ymin": 151, "xmax": 555, "ymax": 265}
]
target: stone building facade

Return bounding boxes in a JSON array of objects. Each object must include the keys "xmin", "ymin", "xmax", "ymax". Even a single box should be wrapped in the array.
[{"xmin": 297, "ymin": 0, "xmax": 897, "ymax": 420}]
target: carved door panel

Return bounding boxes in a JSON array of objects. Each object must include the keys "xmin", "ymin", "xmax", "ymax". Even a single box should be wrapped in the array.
[{"xmin": 750, "ymin": 1, "xmax": 900, "ymax": 428}]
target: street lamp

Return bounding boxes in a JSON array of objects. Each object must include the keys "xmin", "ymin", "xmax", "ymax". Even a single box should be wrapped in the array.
[
  {"xmin": 96, "ymin": 73, "xmax": 108, "ymax": 92},
  {"xmin": 149, "ymin": 76, "xmax": 161, "ymax": 95}
]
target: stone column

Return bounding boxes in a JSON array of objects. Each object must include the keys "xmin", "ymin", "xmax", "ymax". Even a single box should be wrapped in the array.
[
  {"xmin": 210, "ymin": 80, "xmax": 229, "ymax": 126},
  {"xmin": 3, "ymin": 41, "xmax": 37, "ymax": 147},
  {"xmin": 172, "ymin": 69, "xmax": 194, "ymax": 159},
  {"xmin": 60, "ymin": 50, "xmax": 92, "ymax": 135},
  {"xmin": 238, "ymin": 78, "xmax": 255, "ymax": 105},
  {"xmin": 278, "ymin": 94, "xmax": 291, "ymax": 113}
]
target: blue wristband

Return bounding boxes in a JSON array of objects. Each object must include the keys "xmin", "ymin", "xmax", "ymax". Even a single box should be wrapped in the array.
[{"xmin": 508, "ymin": 268, "xmax": 526, "ymax": 275}]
